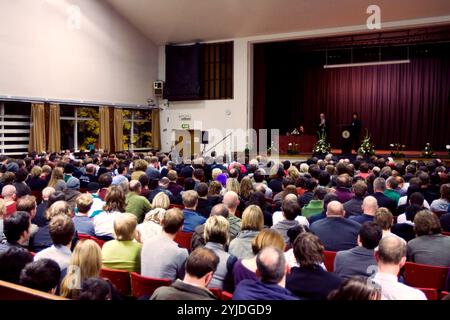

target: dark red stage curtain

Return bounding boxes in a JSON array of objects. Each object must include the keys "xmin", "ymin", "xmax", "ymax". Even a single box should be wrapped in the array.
[{"xmin": 254, "ymin": 42, "xmax": 450, "ymax": 150}]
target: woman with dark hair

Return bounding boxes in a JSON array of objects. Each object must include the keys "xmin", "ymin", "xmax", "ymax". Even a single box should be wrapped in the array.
[
  {"xmin": 93, "ymin": 186, "xmax": 125, "ymax": 240},
  {"xmin": 391, "ymin": 192, "xmax": 425, "ymax": 242},
  {"xmin": 286, "ymin": 233, "xmax": 342, "ymax": 300},
  {"xmin": 245, "ymin": 191, "xmax": 273, "ymax": 227},
  {"xmin": 328, "ymin": 277, "xmax": 381, "ymax": 300},
  {"xmin": 77, "ymin": 278, "xmax": 113, "ymax": 300}
]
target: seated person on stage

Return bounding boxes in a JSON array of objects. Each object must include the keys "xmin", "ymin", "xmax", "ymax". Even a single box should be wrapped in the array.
[{"xmin": 151, "ymin": 247, "xmax": 218, "ymax": 300}]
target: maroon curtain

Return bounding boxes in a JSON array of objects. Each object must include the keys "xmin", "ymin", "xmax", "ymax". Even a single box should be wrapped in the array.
[{"xmin": 254, "ymin": 43, "xmax": 450, "ymax": 150}]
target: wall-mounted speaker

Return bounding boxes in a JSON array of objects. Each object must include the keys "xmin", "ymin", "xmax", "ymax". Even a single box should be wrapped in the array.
[{"xmin": 153, "ymin": 81, "xmax": 164, "ymax": 96}]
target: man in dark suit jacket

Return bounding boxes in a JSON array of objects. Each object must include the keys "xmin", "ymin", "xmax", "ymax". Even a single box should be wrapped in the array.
[
  {"xmin": 372, "ymin": 177, "xmax": 397, "ymax": 215},
  {"xmin": 334, "ymin": 222, "xmax": 382, "ymax": 279},
  {"xmin": 310, "ymin": 201, "xmax": 361, "ymax": 252}
]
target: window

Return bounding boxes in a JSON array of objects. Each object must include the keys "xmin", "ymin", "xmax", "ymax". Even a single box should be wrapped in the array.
[
  {"xmin": 60, "ymin": 106, "xmax": 99, "ymax": 151},
  {"xmin": 200, "ymin": 41, "xmax": 233, "ymax": 100},
  {"xmin": 123, "ymin": 109, "xmax": 152, "ymax": 151},
  {"xmin": 0, "ymin": 102, "xmax": 31, "ymax": 155}
]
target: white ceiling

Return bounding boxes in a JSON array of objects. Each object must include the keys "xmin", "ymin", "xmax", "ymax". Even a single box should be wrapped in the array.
[{"xmin": 106, "ymin": 0, "xmax": 450, "ymax": 45}]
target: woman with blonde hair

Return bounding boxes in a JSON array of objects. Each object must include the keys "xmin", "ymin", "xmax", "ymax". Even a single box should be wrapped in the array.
[
  {"xmin": 225, "ymin": 178, "xmax": 240, "ymax": 194},
  {"xmin": 288, "ymin": 166, "xmax": 300, "ymax": 182},
  {"xmin": 60, "ymin": 239, "xmax": 102, "ymax": 298},
  {"xmin": 239, "ymin": 177, "xmax": 254, "ymax": 202},
  {"xmin": 47, "ymin": 167, "xmax": 66, "ymax": 192},
  {"xmin": 102, "ymin": 212, "xmax": 142, "ymax": 272},
  {"xmin": 136, "ymin": 192, "xmax": 170, "ymax": 242},
  {"xmin": 232, "ymin": 229, "xmax": 285, "ymax": 287},
  {"xmin": 229, "ymin": 205, "xmax": 264, "ymax": 259}
]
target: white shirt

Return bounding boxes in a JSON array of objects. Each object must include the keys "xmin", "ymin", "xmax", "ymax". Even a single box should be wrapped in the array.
[
  {"xmin": 136, "ymin": 221, "xmax": 162, "ymax": 243},
  {"xmin": 88, "ymin": 194, "xmax": 106, "ymax": 218},
  {"xmin": 34, "ymin": 245, "xmax": 72, "ymax": 271},
  {"xmin": 93, "ymin": 211, "xmax": 122, "ymax": 237},
  {"xmin": 397, "ymin": 209, "xmax": 433, "ymax": 224},
  {"xmin": 372, "ymin": 272, "xmax": 427, "ymax": 300},
  {"xmin": 272, "ymin": 211, "xmax": 310, "ymax": 228},
  {"xmin": 398, "ymin": 196, "xmax": 430, "ymax": 209}
]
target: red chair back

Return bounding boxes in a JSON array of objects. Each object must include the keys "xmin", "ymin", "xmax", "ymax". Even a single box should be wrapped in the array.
[
  {"xmin": 221, "ymin": 291, "xmax": 233, "ymax": 301},
  {"xmin": 209, "ymin": 288, "xmax": 222, "ymax": 299},
  {"xmin": 404, "ymin": 262, "xmax": 449, "ymax": 291},
  {"xmin": 440, "ymin": 291, "xmax": 449, "ymax": 300},
  {"xmin": 416, "ymin": 287, "xmax": 438, "ymax": 300},
  {"xmin": 442, "ymin": 231, "xmax": 450, "ymax": 236},
  {"xmin": 130, "ymin": 272, "xmax": 171, "ymax": 298},
  {"xmin": 323, "ymin": 250, "xmax": 337, "ymax": 272},
  {"xmin": 78, "ymin": 234, "xmax": 106, "ymax": 248},
  {"xmin": 174, "ymin": 231, "xmax": 193, "ymax": 251},
  {"xmin": 100, "ymin": 268, "xmax": 131, "ymax": 296}
]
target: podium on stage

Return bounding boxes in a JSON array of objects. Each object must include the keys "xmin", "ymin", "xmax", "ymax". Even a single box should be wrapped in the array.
[{"xmin": 341, "ymin": 126, "xmax": 353, "ymax": 154}]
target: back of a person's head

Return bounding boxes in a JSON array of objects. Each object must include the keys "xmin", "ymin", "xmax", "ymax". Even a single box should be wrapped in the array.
[
  {"xmin": 323, "ymin": 193, "xmax": 339, "ymax": 209},
  {"xmin": 241, "ymin": 205, "xmax": 264, "ymax": 231},
  {"xmin": 210, "ymin": 204, "xmax": 229, "ymax": 219},
  {"xmin": 328, "ymin": 276, "xmax": 381, "ymax": 300},
  {"xmin": 185, "ymin": 247, "xmax": 219, "ymax": 279},
  {"xmin": 281, "ymin": 199, "xmax": 300, "ymax": 221},
  {"xmin": 251, "ymin": 229, "xmax": 285, "ymax": 255},
  {"xmin": 49, "ymin": 214, "xmax": 75, "ymax": 246},
  {"xmin": 222, "ymin": 191, "xmax": 239, "ymax": 209},
  {"xmin": 98, "ymin": 173, "xmax": 113, "ymax": 188},
  {"xmin": 20, "ymin": 259, "xmax": 61, "ymax": 293},
  {"xmin": 197, "ymin": 183, "xmax": 209, "ymax": 198},
  {"xmin": 76, "ymin": 193, "xmax": 94, "ymax": 214},
  {"xmin": 161, "ymin": 208, "xmax": 184, "ymax": 234},
  {"xmin": 16, "ymin": 195, "xmax": 37, "ymax": 213},
  {"xmin": 47, "ymin": 192, "xmax": 66, "ymax": 209},
  {"xmin": 353, "ymin": 181, "xmax": 368, "ymax": 198},
  {"xmin": 1, "ymin": 184, "xmax": 16, "ymax": 199},
  {"xmin": 0, "ymin": 247, "xmax": 33, "ymax": 284},
  {"xmin": 326, "ymin": 201, "xmax": 345, "ymax": 217},
  {"xmin": 359, "ymin": 222, "xmax": 382, "ymax": 249},
  {"xmin": 77, "ymin": 278, "xmax": 112, "ymax": 300},
  {"xmin": 305, "ymin": 178, "xmax": 318, "ymax": 191},
  {"xmin": 287, "ymin": 225, "xmax": 308, "ymax": 245},
  {"xmin": 409, "ymin": 192, "xmax": 424, "ymax": 207},
  {"xmin": 204, "ymin": 215, "xmax": 229, "ymax": 245},
  {"xmin": 318, "ymin": 171, "xmax": 331, "ymax": 186},
  {"xmin": 377, "ymin": 236, "xmax": 406, "ymax": 265},
  {"xmin": 413, "ymin": 210, "xmax": 441, "ymax": 236},
  {"xmin": 293, "ymin": 232, "xmax": 324, "ymax": 267},
  {"xmin": 4, "ymin": 211, "xmax": 30, "ymax": 243},
  {"xmin": 182, "ymin": 190, "xmax": 198, "ymax": 208},
  {"xmin": 374, "ymin": 208, "xmax": 394, "ymax": 231},
  {"xmin": 373, "ymin": 177, "xmax": 386, "ymax": 192},
  {"xmin": 114, "ymin": 213, "xmax": 137, "ymax": 241},
  {"xmin": 256, "ymin": 246, "xmax": 286, "ymax": 284},
  {"xmin": 46, "ymin": 200, "xmax": 71, "ymax": 220}
]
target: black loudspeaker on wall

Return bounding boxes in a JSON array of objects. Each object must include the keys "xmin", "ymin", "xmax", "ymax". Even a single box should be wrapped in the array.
[
  {"xmin": 153, "ymin": 81, "xmax": 164, "ymax": 96},
  {"xmin": 202, "ymin": 131, "xmax": 209, "ymax": 144}
]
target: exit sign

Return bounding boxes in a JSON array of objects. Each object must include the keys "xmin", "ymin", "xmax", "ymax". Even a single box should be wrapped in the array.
[{"xmin": 181, "ymin": 124, "xmax": 190, "ymax": 129}]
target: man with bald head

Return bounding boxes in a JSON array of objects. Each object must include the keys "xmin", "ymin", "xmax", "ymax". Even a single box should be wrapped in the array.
[
  {"xmin": 349, "ymin": 196, "xmax": 379, "ymax": 224},
  {"xmin": 125, "ymin": 180, "xmax": 151, "ymax": 223},
  {"xmin": 222, "ymin": 191, "xmax": 241, "ymax": 238},
  {"xmin": 309, "ymin": 201, "xmax": 361, "ymax": 251},
  {"xmin": 372, "ymin": 236, "xmax": 426, "ymax": 300},
  {"xmin": 2, "ymin": 185, "xmax": 17, "ymax": 218},
  {"xmin": 233, "ymin": 246, "xmax": 298, "ymax": 300}
]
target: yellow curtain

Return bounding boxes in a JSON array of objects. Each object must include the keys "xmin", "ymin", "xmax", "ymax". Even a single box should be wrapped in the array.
[
  {"xmin": 29, "ymin": 103, "xmax": 46, "ymax": 153},
  {"xmin": 99, "ymin": 106, "xmax": 111, "ymax": 151},
  {"xmin": 47, "ymin": 104, "xmax": 61, "ymax": 152},
  {"xmin": 113, "ymin": 108, "xmax": 123, "ymax": 152},
  {"xmin": 151, "ymin": 108, "xmax": 161, "ymax": 150}
]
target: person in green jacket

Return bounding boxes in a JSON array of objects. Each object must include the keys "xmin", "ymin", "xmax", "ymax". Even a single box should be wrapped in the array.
[{"xmin": 125, "ymin": 181, "xmax": 152, "ymax": 223}]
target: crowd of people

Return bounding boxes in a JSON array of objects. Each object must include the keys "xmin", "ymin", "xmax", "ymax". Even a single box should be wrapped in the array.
[{"xmin": 0, "ymin": 151, "xmax": 449, "ymax": 300}]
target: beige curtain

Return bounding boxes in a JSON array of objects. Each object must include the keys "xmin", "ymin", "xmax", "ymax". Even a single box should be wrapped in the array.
[
  {"xmin": 29, "ymin": 103, "xmax": 46, "ymax": 153},
  {"xmin": 47, "ymin": 104, "xmax": 61, "ymax": 152},
  {"xmin": 151, "ymin": 108, "xmax": 161, "ymax": 150},
  {"xmin": 113, "ymin": 108, "xmax": 123, "ymax": 152},
  {"xmin": 99, "ymin": 106, "xmax": 111, "ymax": 151}
]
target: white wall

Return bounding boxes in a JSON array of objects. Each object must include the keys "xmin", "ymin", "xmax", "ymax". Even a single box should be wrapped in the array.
[
  {"xmin": 158, "ymin": 15, "xmax": 450, "ymax": 153},
  {"xmin": 0, "ymin": 0, "xmax": 158, "ymax": 105}
]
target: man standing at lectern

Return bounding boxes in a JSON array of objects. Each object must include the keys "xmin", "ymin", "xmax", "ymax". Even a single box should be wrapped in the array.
[
  {"xmin": 350, "ymin": 112, "xmax": 362, "ymax": 152},
  {"xmin": 318, "ymin": 113, "xmax": 330, "ymax": 138}
]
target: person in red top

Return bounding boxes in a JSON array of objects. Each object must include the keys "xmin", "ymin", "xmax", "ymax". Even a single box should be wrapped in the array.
[{"xmin": 2, "ymin": 185, "xmax": 17, "ymax": 218}]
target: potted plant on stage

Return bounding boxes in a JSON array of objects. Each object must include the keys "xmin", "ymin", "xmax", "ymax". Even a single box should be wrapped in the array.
[
  {"xmin": 313, "ymin": 132, "xmax": 331, "ymax": 156},
  {"xmin": 357, "ymin": 129, "xmax": 375, "ymax": 158},
  {"xmin": 287, "ymin": 142, "xmax": 299, "ymax": 155},
  {"xmin": 390, "ymin": 143, "xmax": 406, "ymax": 158},
  {"xmin": 422, "ymin": 143, "xmax": 436, "ymax": 158}
]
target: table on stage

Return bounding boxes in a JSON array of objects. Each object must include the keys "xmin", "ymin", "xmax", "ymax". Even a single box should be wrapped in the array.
[{"xmin": 279, "ymin": 135, "xmax": 317, "ymax": 154}]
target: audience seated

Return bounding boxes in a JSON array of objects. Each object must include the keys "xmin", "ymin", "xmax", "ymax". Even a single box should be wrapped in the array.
[
  {"xmin": 372, "ymin": 236, "xmax": 426, "ymax": 300},
  {"xmin": 232, "ymin": 229, "xmax": 285, "ymax": 287},
  {"xmin": 64, "ymin": 177, "xmax": 81, "ymax": 211},
  {"xmin": 372, "ymin": 178, "xmax": 397, "ymax": 216},
  {"xmin": 349, "ymin": 196, "xmax": 378, "ymax": 224},
  {"xmin": 77, "ymin": 278, "xmax": 112, "ymax": 301},
  {"xmin": 272, "ymin": 199, "xmax": 303, "ymax": 244},
  {"xmin": 33, "ymin": 187, "xmax": 55, "ymax": 228},
  {"xmin": 2, "ymin": 185, "xmax": 17, "ymax": 218},
  {"xmin": 233, "ymin": 246, "xmax": 298, "ymax": 300},
  {"xmin": 73, "ymin": 193, "xmax": 96, "ymax": 236},
  {"xmin": 273, "ymin": 194, "xmax": 309, "ymax": 227},
  {"xmin": 60, "ymin": 239, "xmax": 102, "ymax": 298},
  {"xmin": 181, "ymin": 190, "xmax": 206, "ymax": 232},
  {"xmin": 125, "ymin": 181, "xmax": 152, "ymax": 223},
  {"xmin": 0, "ymin": 211, "xmax": 31, "ymax": 255},
  {"xmin": 286, "ymin": 233, "xmax": 342, "ymax": 300},
  {"xmin": 0, "ymin": 247, "xmax": 33, "ymax": 284},
  {"xmin": 191, "ymin": 204, "xmax": 229, "ymax": 250},
  {"xmin": 151, "ymin": 247, "xmax": 218, "ymax": 300},
  {"xmin": 196, "ymin": 183, "xmax": 212, "ymax": 218},
  {"xmin": 141, "ymin": 208, "xmax": 188, "ymax": 281},
  {"xmin": 13, "ymin": 168, "xmax": 32, "ymax": 198},
  {"xmin": 136, "ymin": 192, "xmax": 169, "ymax": 243},
  {"xmin": 102, "ymin": 213, "xmax": 142, "ymax": 272},
  {"xmin": 334, "ymin": 174, "xmax": 354, "ymax": 203},
  {"xmin": 328, "ymin": 276, "xmax": 381, "ymax": 300},
  {"xmin": 407, "ymin": 210, "xmax": 450, "ymax": 266},
  {"xmin": 301, "ymin": 187, "xmax": 327, "ymax": 219},
  {"xmin": 308, "ymin": 193, "xmax": 338, "ymax": 224},
  {"xmin": 222, "ymin": 191, "xmax": 242, "ymax": 238},
  {"xmin": 334, "ymin": 222, "xmax": 382, "ymax": 279},
  {"xmin": 93, "ymin": 186, "xmax": 125, "ymax": 239},
  {"xmin": 374, "ymin": 208, "xmax": 405, "ymax": 242},
  {"xmin": 19, "ymin": 259, "xmax": 61, "ymax": 294},
  {"xmin": 310, "ymin": 201, "xmax": 361, "ymax": 251},
  {"xmin": 384, "ymin": 177, "xmax": 401, "ymax": 204},
  {"xmin": 430, "ymin": 184, "xmax": 450, "ymax": 214},
  {"xmin": 229, "ymin": 205, "xmax": 264, "ymax": 259},
  {"xmin": 245, "ymin": 191, "xmax": 273, "ymax": 227},
  {"xmin": 297, "ymin": 178, "xmax": 317, "ymax": 208}
]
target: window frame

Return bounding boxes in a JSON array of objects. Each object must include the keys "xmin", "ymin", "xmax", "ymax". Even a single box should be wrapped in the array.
[
  {"xmin": 60, "ymin": 106, "xmax": 99, "ymax": 152},
  {"xmin": 123, "ymin": 109, "xmax": 152, "ymax": 151},
  {"xmin": 0, "ymin": 103, "xmax": 31, "ymax": 155}
]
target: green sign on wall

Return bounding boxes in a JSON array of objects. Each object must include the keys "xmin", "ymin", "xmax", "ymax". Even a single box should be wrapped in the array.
[{"xmin": 181, "ymin": 124, "xmax": 190, "ymax": 129}]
